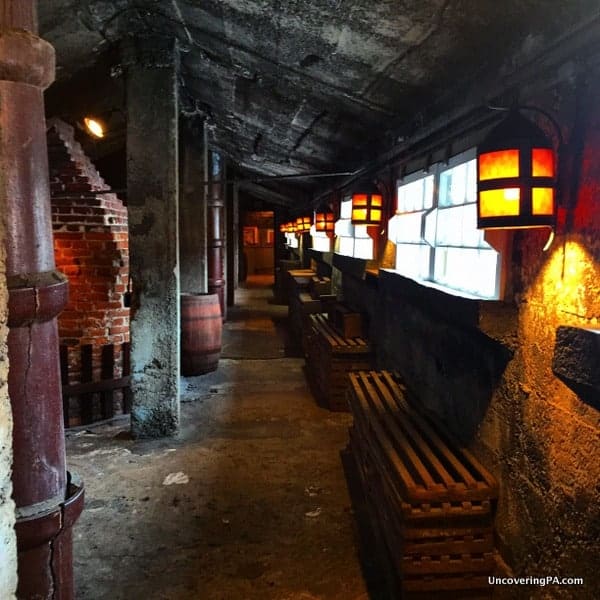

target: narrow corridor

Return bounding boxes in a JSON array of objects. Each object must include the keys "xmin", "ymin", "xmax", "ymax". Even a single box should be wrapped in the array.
[{"xmin": 66, "ymin": 276, "xmax": 371, "ymax": 599}]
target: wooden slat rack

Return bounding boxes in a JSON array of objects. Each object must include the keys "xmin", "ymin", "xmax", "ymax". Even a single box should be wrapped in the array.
[
  {"xmin": 60, "ymin": 342, "xmax": 132, "ymax": 428},
  {"xmin": 305, "ymin": 313, "xmax": 372, "ymax": 411},
  {"xmin": 347, "ymin": 370, "xmax": 498, "ymax": 598}
]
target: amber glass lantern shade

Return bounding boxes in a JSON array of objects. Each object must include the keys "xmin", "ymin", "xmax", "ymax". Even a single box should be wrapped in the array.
[
  {"xmin": 477, "ymin": 110, "xmax": 556, "ymax": 229},
  {"xmin": 351, "ymin": 181, "xmax": 383, "ymax": 225},
  {"xmin": 296, "ymin": 216, "xmax": 312, "ymax": 232},
  {"xmin": 315, "ymin": 211, "xmax": 335, "ymax": 233}
]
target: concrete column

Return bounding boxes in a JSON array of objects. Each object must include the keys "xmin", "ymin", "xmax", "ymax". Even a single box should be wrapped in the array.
[
  {"xmin": 180, "ymin": 137, "xmax": 208, "ymax": 294},
  {"xmin": 125, "ymin": 37, "xmax": 180, "ymax": 437},
  {"xmin": 0, "ymin": 1, "xmax": 84, "ymax": 596},
  {"xmin": 207, "ymin": 150, "xmax": 226, "ymax": 320}
]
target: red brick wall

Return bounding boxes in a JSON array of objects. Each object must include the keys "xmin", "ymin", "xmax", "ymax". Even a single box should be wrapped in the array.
[{"xmin": 47, "ymin": 119, "xmax": 130, "ymax": 418}]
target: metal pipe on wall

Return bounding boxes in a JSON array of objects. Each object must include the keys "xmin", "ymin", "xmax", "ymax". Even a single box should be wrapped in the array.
[{"xmin": 0, "ymin": 1, "xmax": 83, "ymax": 596}]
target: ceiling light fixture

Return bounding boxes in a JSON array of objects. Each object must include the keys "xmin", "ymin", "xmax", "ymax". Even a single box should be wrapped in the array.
[{"xmin": 83, "ymin": 117, "xmax": 105, "ymax": 139}]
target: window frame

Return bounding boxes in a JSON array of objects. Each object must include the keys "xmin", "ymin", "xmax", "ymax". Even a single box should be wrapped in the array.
[
  {"xmin": 334, "ymin": 197, "xmax": 374, "ymax": 260},
  {"xmin": 391, "ymin": 149, "xmax": 502, "ymax": 300}
]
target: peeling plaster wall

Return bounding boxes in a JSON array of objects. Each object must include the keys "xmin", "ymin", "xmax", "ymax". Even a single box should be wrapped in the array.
[
  {"xmin": 338, "ymin": 77, "xmax": 600, "ymax": 600},
  {"xmin": 0, "ymin": 191, "xmax": 17, "ymax": 596}
]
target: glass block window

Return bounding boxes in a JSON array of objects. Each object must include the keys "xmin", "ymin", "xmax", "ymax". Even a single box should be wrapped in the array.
[
  {"xmin": 335, "ymin": 199, "xmax": 374, "ymax": 259},
  {"xmin": 285, "ymin": 232, "xmax": 298, "ymax": 248},
  {"xmin": 310, "ymin": 224, "xmax": 332, "ymax": 252},
  {"xmin": 390, "ymin": 150, "xmax": 501, "ymax": 299}
]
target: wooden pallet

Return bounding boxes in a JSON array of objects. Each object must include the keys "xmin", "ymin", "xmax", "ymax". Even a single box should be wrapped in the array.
[
  {"xmin": 309, "ymin": 275, "xmax": 331, "ymax": 297},
  {"xmin": 288, "ymin": 291, "xmax": 322, "ymax": 352},
  {"xmin": 347, "ymin": 370, "xmax": 498, "ymax": 596},
  {"xmin": 348, "ymin": 370, "xmax": 498, "ymax": 503},
  {"xmin": 328, "ymin": 301, "xmax": 363, "ymax": 338},
  {"xmin": 306, "ymin": 314, "xmax": 371, "ymax": 411}
]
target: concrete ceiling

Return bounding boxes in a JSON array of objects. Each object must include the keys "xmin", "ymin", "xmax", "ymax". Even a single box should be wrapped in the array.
[{"xmin": 39, "ymin": 0, "xmax": 598, "ymax": 196}]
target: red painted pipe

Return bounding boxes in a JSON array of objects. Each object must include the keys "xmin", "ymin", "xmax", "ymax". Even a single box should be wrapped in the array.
[
  {"xmin": 208, "ymin": 151, "xmax": 226, "ymax": 321},
  {"xmin": 0, "ymin": 1, "xmax": 83, "ymax": 597}
]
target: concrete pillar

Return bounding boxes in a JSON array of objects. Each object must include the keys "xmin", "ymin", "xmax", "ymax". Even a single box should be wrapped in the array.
[
  {"xmin": 207, "ymin": 150, "xmax": 226, "ymax": 320},
  {"xmin": 180, "ymin": 138, "xmax": 208, "ymax": 294},
  {"xmin": 0, "ymin": 1, "xmax": 84, "ymax": 596},
  {"xmin": 124, "ymin": 37, "xmax": 180, "ymax": 437}
]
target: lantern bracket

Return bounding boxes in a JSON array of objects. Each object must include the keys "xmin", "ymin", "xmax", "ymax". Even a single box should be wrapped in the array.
[{"xmin": 487, "ymin": 104, "xmax": 565, "ymax": 148}]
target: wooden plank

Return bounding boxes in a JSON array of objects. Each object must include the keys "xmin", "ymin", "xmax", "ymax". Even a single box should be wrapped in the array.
[
  {"xmin": 358, "ymin": 372, "xmax": 443, "ymax": 495},
  {"xmin": 100, "ymin": 344, "xmax": 115, "ymax": 420},
  {"xmin": 60, "ymin": 345, "xmax": 70, "ymax": 428},
  {"xmin": 62, "ymin": 375, "xmax": 131, "ymax": 397},
  {"xmin": 371, "ymin": 372, "xmax": 464, "ymax": 493},
  {"xmin": 400, "ymin": 552, "xmax": 496, "ymax": 576},
  {"xmin": 79, "ymin": 345, "xmax": 94, "ymax": 425},
  {"xmin": 378, "ymin": 371, "xmax": 495, "ymax": 496},
  {"xmin": 351, "ymin": 375, "xmax": 421, "ymax": 494},
  {"xmin": 122, "ymin": 342, "xmax": 132, "ymax": 414}
]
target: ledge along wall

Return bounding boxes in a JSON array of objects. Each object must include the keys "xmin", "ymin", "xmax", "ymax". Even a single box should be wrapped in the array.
[{"xmin": 335, "ymin": 73, "xmax": 600, "ymax": 598}]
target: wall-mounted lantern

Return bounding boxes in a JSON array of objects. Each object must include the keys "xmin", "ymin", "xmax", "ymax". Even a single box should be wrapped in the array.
[
  {"xmin": 296, "ymin": 216, "xmax": 312, "ymax": 232},
  {"xmin": 315, "ymin": 211, "xmax": 335, "ymax": 233},
  {"xmin": 351, "ymin": 180, "xmax": 383, "ymax": 225},
  {"xmin": 477, "ymin": 109, "xmax": 557, "ymax": 230}
]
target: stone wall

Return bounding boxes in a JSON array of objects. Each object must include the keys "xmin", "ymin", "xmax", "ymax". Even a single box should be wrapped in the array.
[
  {"xmin": 337, "ymin": 79, "xmax": 599, "ymax": 600},
  {"xmin": 0, "ymin": 191, "xmax": 17, "ymax": 594}
]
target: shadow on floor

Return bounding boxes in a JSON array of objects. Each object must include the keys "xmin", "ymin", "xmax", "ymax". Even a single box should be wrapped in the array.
[{"xmin": 341, "ymin": 448, "xmax": 394, "ymax": 600}]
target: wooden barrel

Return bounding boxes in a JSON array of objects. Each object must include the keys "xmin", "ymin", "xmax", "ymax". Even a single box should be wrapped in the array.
[{"xmin": 180, "ymin": 293, "xmax": 222, "ymax": 376}]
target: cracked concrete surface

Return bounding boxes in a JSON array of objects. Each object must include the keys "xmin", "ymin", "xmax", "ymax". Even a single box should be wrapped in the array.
[{"xmin": 66, "ymin": 276, "xmax": 374, "ymax": 599}]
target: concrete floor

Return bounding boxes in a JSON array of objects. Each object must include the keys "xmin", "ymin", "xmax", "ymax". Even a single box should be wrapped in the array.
[{"xmin": 66, "ymin": 276, "xmax": 378, "ymax": 599}]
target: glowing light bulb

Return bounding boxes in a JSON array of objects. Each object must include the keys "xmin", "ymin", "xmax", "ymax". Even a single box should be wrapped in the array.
[
  {"xmin": 84, "ymin": 117, "xmax": 105, "ymax": 138},
  {"xmin": 503, "ymin": 188, "xmax": 520, "ymax": 201}
]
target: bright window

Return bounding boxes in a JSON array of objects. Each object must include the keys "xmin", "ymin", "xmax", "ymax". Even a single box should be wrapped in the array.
[
  {"xmin": 335, "ymin": 199, "xmax": 374, "ymax": 259},
  {"xmin": 389, "ymin": 150, "xmax": 501, "ymax": 299},
  {"xmin": 310, "ymin": 224, "xmax": 332, "ymax": 252},
  {"xmin": 285, "ymin": 232, "xmax": 298, "ymax": 248}
]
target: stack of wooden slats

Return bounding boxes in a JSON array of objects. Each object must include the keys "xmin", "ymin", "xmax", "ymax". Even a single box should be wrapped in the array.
[
  {"xmin": 306, "ymin": 313, "xmax": 372, "ymax": 410},
  {"xmin": 289, "ymin": 291, "xmax": 321, "ymax": 351},
  {"xmin": 308, "ymin": 275, "xmax": 332, "ymax": 297},
  {"xmin": 288, "ymin": 274, "xmax": 337, "ymax": 355},
  {"xmin": 286, "ymin": 268, "xmax": 315, "ymax": 347},
  {"xmin": 328, "ymin": 301, "xmax": 363, "ymax": 338},
  {"xmin": 347, "ymin": 370, "xmax": 498, "ymax": 598}
]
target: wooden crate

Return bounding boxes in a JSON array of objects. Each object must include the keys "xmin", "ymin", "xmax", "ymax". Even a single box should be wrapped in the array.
[
  {"xmin": 309, "ymin": 275, "xmax": 331, "ymax": 297},
  {"xmin": 288, "ymin": 292, "xmax": 323, "ymax": 355},
  {"xmin": 306, "ymin": 314, "xmax": 371, "ymax": 411},
  {"xmin": 347, "ymin": 370, "xmax": 498, "ymax": 597},
  {"xmin": 285, "ymin": 268, "xmax": 315, "ymax": 306},
  {"xmin": 328, "ymin": 301, "xmax": 362, "ymax": 338}
]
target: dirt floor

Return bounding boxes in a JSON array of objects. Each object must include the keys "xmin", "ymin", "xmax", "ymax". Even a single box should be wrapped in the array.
[{"xmin": 66, "ymin": 275, "xmax": 384, "ymax": 599}]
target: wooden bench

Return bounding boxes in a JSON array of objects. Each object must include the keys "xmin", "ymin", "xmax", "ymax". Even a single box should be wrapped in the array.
[
  {"xmin": 305, "ymin": 314, "xmax": 372, "ymax": 411},
  {"xmin": 347, "ymin": 370, "xmax": 498, "ymax": 597},
  {"xmin": 288, "ymin": 292, "xmax": 322, "ymax": 354}
]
